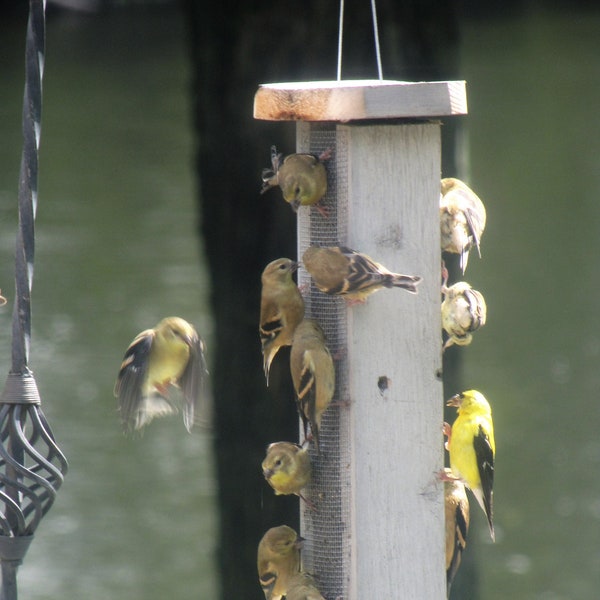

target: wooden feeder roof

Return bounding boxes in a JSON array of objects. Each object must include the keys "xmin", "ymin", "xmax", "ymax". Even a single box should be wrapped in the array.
[{"xmin": 254, "ymin": 79, "xmax": 467, "ymax": 122}]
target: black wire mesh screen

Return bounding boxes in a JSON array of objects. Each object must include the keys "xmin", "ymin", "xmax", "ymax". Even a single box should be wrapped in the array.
[{"xmin": 297, "ymin": 122, "xmax": 351, "ymax": 599}]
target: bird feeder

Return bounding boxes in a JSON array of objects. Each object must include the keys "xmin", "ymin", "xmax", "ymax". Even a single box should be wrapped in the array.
[{"xmin": 254, "ymin": 79, "xmax": 467, "ymax": 598}]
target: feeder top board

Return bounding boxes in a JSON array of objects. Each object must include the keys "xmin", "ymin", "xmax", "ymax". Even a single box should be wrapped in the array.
[{"xmin": 253, "ymin": 79, "xmax": 467, "ymax": 122}]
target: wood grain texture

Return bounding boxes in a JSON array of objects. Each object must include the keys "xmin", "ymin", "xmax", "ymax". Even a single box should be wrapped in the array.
[
  {"xmin": 254, "ymin": 79, "xmax": 467, "ymax": 121},
  {"xmin": 344, "ymin": 123, "xmax": 445, "ymax": 599},
  {"xmin": 297, "ymin": 122, "xmax": 445, "ymax": 598}
]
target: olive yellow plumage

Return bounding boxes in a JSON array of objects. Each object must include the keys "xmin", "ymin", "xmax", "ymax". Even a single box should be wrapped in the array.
[
  {"xmin": 262, "ymin": 441, "xmax": 313, "ymax": 508},
  {"xmin": 302, "ymin": 245, "xmax": 421, "ymax": 305},
  {"xmin": 261, "ymin": 145, "xmax": 330, "ymax": 217},
  {"xmin": 257, "ymin": 525, "xmax": 303, "ymax": 600},
  {"xmin": 440, "ymin": 177, "xmax": 486, "ymax": 274},
  {"xmin": 114, "ymin": 316, "xmax": 210, "ymax": 433},
  {"xmin": 444, "ymin": 469, "xmax": 470, "ymax": 596},
  {"xmin": 290, "ymin": 319, "xmax": 335, "ymax": 453},
  {"xmin": 260, "ymin": 258, "xmax": 305, "ymax": 385},
  {"xmin": 444, "ymin": 390, "xmax": 495, "ymax": 541},
  {"xmin": 286, "ymin": 572, "xmax": 326, "ymax": 600}
]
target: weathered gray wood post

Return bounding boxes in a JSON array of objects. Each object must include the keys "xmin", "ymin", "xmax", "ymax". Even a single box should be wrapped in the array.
[{"xmin": 254, "ymin": 79, "xmax": 467, "ymax": 599}]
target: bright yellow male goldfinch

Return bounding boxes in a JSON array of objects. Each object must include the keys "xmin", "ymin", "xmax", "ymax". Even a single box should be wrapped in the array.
[
  {"xmin": 114, "ymin": 316, "xmax": 209, "ymax": 434},
  {"xmin": 257, "ymin": 525, "xmax": 303, "ymax": 600},
  {"xmin": 443, "ymin": 390, "xmax": 495, "ymax": 541}
]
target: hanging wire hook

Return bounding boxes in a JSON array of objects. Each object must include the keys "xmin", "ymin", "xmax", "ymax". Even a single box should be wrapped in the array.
[
  {"xmin": 370, "ymin": 0, "xmax": 383, "ymax": 80},
  {"xmin": 337, "ymin": 0, "xmax": 344, "ymax": 81},
  {"xmin": 337, "ymin": 0, "xmax": 384, "ymax": 81}
]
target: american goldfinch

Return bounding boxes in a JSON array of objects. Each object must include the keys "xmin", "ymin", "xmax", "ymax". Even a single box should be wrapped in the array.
[
  {"xmin": 262, "ymin": 441, "xmax": 314, "ymax": 509},
  {"xmin": 290, "ymin": 319, "xmax": 335, "ymax": 453},
  {"xmin": 261, "ymin": 145, "xmax": 330, "ymax": 217},
  {"xmin": 302, "ymin": 245, "xmax": 422, "ymax": 305},
  {"xmin": 114, "ymin": 316, "xmax": 209, "ymax": 433},
  {"xmin": 441, "ymin": 271, "xmax": 487, "ymax": 351},
  {"xmin": 443, "ymin": 390, "xmax": 495, "ymax": 541},
  {"xmin": 260, "ymin": 258, "xmax": 305, "ymax": 385},
  {"xmin": 286, "ymin": 572, "xmax": 326, "ymax": 600},
  {"xmin": 444, "ymin": 469, "xmax": 470, "ymax": 597},
  {"xmin": 440, "ymin": 177, "xmax": 486, "ymax": 273},
  {"xmin": 257, "ymin": 525, "xmax": 303, "ymax": 600}
]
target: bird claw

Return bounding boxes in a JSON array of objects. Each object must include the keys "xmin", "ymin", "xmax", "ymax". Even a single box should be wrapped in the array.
[
  {"xmin": 442, "ymin": 421, "xmax": 452, "ymax": 450},
  {"xmin": 269, "ymin": 145, "xmax": 283, "ymax": 171},
  {"xmin": 441, "ymin": 260, "xmax": 450, "ymax": 292},
  {"xmin": 437, "ymin": 468, "xmax": 459, "ymax": 483},
  {"xmin": 344, "ymin": 296, "xmax": 367, "ymax": 307},
  {"xmin": 313, "ymin": 203, "xmax": 330, "ymax": 219},
  {"xmin": 318, "ymin": 147, "xmax": 333, "ymax": 162},
  {"xmin": 332, "ymin": 398, "xmax": 351, "ymax": 409},
  {"xmin": 299, "ymin": 492, "xmax": 318, "ymax": 512},
  {"xmin": 297, "ymin": 282, "xmax": 311, "ymax": 296}
]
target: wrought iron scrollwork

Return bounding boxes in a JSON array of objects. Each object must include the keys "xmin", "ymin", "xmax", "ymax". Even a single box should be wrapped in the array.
[{"xmin": 0, "ymin": 1, "xmax": 69, "ymax": 597}]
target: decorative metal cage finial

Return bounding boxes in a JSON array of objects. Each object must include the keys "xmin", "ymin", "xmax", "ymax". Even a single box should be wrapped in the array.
[{"xmin": 0, "ymin": 1, "xmax": 68, "ymax": 596}]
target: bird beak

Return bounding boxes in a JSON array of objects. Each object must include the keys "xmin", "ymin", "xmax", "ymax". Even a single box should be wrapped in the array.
[
  {"xmin": 290, "ymin": 261, "xmax": 300, "ymax": 273},
  {"xmin": 290, "ymin": 198, "xmax": 301, "ymax": 212},
  {"xmin": 446, "ymin": 393, "xmax": 463, "ymax": 408},
  {"xmin": 262, "ymin": 468, "xmax": 273, "ymax": 479},
  {"xmin": 295, "ymin": 535, "xmax": 305, "ymax": 550}
]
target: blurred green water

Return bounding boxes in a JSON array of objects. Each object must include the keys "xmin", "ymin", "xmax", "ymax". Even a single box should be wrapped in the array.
[
  {"xmin": 0, "ymin": 8, "xmax": 218, "ymax": 600},
  {"xmin": 449, "ymin": 7, "xmax": 600, "ymax": 599}
]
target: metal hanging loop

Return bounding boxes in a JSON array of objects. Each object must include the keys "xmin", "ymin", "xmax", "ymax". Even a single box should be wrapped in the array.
[{"xmin": 337, "ymin": 0, "xmax": 384, "ymax": 81}]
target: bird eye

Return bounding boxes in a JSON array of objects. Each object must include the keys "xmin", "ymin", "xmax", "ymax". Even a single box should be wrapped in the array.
[
  {"xmin": 275, "ymin": 459, "xmax": 282, "ymax": 466},
  {"xmin": 279, "ymin": 263, "xmax": 287, "ymax": 270}
]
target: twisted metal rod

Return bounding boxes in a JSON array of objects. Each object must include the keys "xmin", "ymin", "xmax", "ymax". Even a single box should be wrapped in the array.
[
  {"xmin": 0, "ymin": 2, "xmax": 68, "ymax": 598},
  {"xmin": 12, "ymin": 0, "xmax": 45, "ymax": 376}
]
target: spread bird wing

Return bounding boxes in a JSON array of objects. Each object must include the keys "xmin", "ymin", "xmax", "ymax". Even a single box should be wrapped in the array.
[
  {"xmin": 114, "ymin": 329, "xmax": 154, "ymax": 432},
  {"xmin": 180, "ymin": 335, "xmax": 211, "ymax": 432}
]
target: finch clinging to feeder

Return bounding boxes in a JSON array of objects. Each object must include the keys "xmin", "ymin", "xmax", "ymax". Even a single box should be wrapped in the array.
[
  {"xmin": 444, "ymin": 469, "xmax": 470, "ymax": 596},
  {"xmin": 260, "ymin": 257, "xmax": 305, "ymax": 385},
  {"xmin": 442, "ymin": 390, "xmax": 495, "ymax": 541},
  {"xmin": 262, "ymin": 441, "xmax": 314, "ymax": 509},
  {"xmin": 290, "ymin": 319, "xmax": 335, "ymax": 453},
  {"xmin": 261, "ymin": 145, "xmax": 331, "ymax": 217},
  {"xmin": 440, "ymin": 177, "xmax": 486, "ymax": 274},
  {"xmin": 441, "ymin": 269, "xmax": 487, "ymax": 351},
  {"xmin": 257, "ymin": 525, "xmax": 304, "ymax": 600},
  {"xmin": 302, "ymin": 245, "xmax": 421, "ymax": 305}
]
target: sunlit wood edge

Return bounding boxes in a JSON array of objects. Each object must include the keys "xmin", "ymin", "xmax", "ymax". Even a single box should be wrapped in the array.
[{"xmin": 253, "ymin": 79, "xmax": 467, "ymax": 121}]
